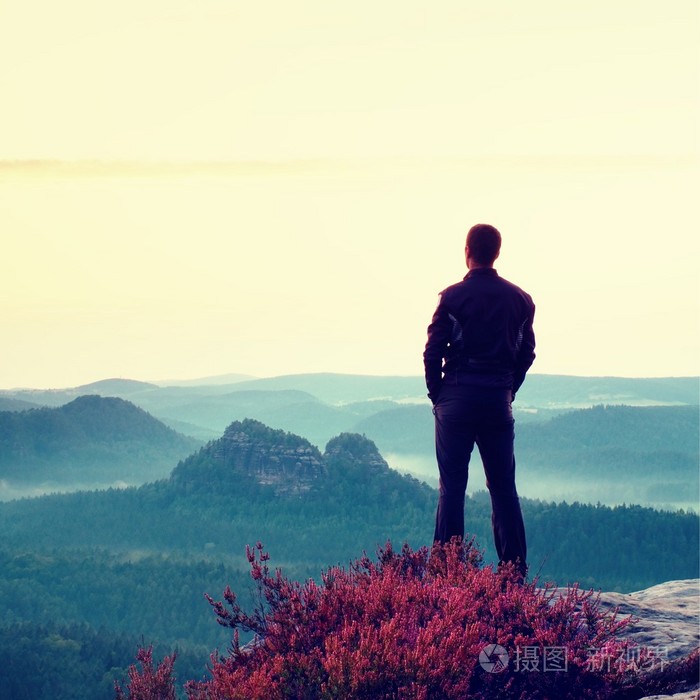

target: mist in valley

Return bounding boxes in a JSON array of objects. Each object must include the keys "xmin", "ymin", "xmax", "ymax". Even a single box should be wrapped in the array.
[{"xmin": 384, "ymin": 452, "xmax": 699, "ymax": 513}]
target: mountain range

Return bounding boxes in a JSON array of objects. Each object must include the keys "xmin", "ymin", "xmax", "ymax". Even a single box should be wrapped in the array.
[
  {"xmin": 1, "ymin": 372, "xmax": 695, "ymax": 416},
  {"xmin": 1, "ymin": 373, "xmax": 696, "ymax": 510}
]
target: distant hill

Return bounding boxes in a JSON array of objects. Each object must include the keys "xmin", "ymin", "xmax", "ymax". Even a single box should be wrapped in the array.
[
  {"xmin": 134, "ymin": 388, "xmax": 353, "ymax": 445},
  {"xmin": 515, "ymin": 374, "xmax": 699, "ymax": 408},
  {"xmin": 225, "ymin": 373, "xmax": 426, "ymax": 404},
  {"xmin": 153, "ymin": 372, "xmax": 256, "ymax": 386},
  {"xmin": 354, "ymin": 402, "xmax": 698, "ymax": 457},
  {"xmin": 0, "ymin": 378, "xmax": 160, "ymax": 408},
  {"xmin": 0, "ymin": 395, "xmax": 200, "ymax": 488},
  {"xmin": 0, "ymin": 396, "xmax": 41, "ymax": 412},
  {"xmin": 76, "ymin": 378, "xmax": 159, "ymax": 395},
  {"xmin": 517, "ymin": 403, "xmax": 698, "ymax": 456},
  {"xmin": 516, "ymin": 404, "xmax": 700, "ymax": 507}
]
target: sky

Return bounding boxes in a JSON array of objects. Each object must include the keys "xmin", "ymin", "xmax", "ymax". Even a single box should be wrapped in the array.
[{"xmin": 1, "ymin": 1, "xmax": 698, "ymax": 388}]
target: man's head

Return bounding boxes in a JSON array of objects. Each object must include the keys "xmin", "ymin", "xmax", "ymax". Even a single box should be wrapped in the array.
[{"xmin": 465, "ymin": 223, "xmax": 501, "ymax": 268}]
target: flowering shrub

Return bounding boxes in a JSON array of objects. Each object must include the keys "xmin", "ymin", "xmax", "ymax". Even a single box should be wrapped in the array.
[
  {"xmin": 114, "ymin": 645, "xmax": 177, "ymax": 700},
  {"xmin": 179, "ymin": 538, "xmax": 645, "ymax": 700}
]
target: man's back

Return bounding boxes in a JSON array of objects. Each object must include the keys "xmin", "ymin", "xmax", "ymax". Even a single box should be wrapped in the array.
[{"xmin": 424, "ymin": 267, "xmax": 535, "ymax": 402}]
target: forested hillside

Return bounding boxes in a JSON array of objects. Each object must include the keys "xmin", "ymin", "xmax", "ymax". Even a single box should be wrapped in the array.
[
  {"xmin": 0, "ymin": 619, "xmax": 208, "ymax": 700},
  {"xmin": 0, "ymin": 396, "xmax": 40, "ymax": 412},
  {"xmin": 355, "ymin": 403, "xmax": 699, "ymax": 508},
  {"xmin": 1, "ymin": 420, "xmax": 696, "ymax": 591},
  {"xmin": 0, "ymin": 395, "xmax": 200, "ymax": 486},
  {"xmin": 518, "ymin": 403, "xmax": 698, "ymax": 453},
  {"xmin": 356, "ymin": 403, "xmax": 698, "ymax": 458}
]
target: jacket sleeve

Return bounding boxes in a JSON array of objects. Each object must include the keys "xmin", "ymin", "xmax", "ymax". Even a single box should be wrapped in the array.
[
  {"xmin": 512, "ymin": 303, "xmax": 536, "ymax": 396},
  {"xmin": 423, "ymin": 293, "xmax": 451, "ymax": 404}
]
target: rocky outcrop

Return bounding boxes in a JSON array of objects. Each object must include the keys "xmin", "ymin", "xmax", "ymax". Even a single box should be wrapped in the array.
[
  {"xmin": 215, "ymin": 422, "xmax": 326, "ymax": 494},
  {"xmin": 598, "ymin": 579, "xmax": 699, "ymax": 699},
  {"xmin": 324, "ymin": 432, "xmax": 390, "ymax": 472},
  {"xmin": 599, "ymin": 579, "xmax": 699, "ymax": 662},
  {"xmin": 171, "ymin": 421, "xmax": 392, "ymax": 497}
]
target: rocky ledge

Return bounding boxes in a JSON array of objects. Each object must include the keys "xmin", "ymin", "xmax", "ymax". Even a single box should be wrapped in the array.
[
  {"xmin": 215, "ymin": 426, "xmax": 326, "ymax": 494},
  {"xmin": 598, "ymin": 579, "xmax": 699, "ymax": 699}
]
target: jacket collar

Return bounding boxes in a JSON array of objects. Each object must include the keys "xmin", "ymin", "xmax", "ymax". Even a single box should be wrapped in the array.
[{"xmin": 465, "ymin": 267, "xmax": 498, "ymax": 279}]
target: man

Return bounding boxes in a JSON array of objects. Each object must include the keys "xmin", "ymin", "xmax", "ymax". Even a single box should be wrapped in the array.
[{"xmin": 423, "ymin": 223, "xmax": 535, "ymax": 578}]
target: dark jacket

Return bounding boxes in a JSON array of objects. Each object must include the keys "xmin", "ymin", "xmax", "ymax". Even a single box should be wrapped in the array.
[{"xmin": 423, "ymin": 267, "xmax": 536, "ymax": 403}]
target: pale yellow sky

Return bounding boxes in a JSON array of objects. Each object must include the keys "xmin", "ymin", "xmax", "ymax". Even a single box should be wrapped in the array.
[{"xmin": 1, "ymin": 2, "xmax": 698, "ymax": 388}]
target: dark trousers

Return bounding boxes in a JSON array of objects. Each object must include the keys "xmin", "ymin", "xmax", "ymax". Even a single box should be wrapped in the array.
[{"xmin": 432, "ymin": 385, "xmax": 527, "ymax": 574}]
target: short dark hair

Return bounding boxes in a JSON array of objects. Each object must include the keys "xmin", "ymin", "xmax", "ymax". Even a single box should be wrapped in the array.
[{"xmin": 466, "ymin": 223, "xmax": 502, "ymax": 265}]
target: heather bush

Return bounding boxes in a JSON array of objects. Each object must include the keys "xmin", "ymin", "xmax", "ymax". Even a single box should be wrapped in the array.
[
  {"xmin": 114, "ymin": 645, "xmax": 177, "ymax": 700},
  {"xmin": 178, "ymin": 539, "xmax": 648, "ymax": 700}
]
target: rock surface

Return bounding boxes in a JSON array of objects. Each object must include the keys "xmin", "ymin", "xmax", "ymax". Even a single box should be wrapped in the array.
[
  {"xmin": 598, "ymin": 579, "xmax": 699, "ymax": 699},
  {"xmin": 216, "ymin": 426, "xmax": 326, "ymax": 494},
  {"xmin": 599, "ymin": 579, "xmax": 699, "ymax": 661}
]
